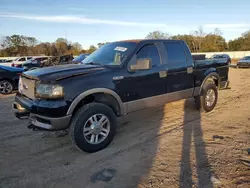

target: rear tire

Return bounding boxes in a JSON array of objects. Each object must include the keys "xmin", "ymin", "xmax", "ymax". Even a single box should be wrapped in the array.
[
  {"xmin": 195, "ymin": 82, "xmax": 218, "ymax": 112},
  {"xmin": 0, "ymin": 80, "xmax": 14, "ymax": 94},
  {"xmin": 70, "ymin": 103, "xmax": 117, "ymax": 153}
]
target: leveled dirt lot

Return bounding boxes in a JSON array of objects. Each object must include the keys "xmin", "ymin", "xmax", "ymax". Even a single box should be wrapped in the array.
[{"xmin": 0, "ymin": 68, "xmax": 249, "ymax": 188}]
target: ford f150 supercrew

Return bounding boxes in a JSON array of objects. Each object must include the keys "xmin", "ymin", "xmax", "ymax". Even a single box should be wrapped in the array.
[{"xmin": 13, "ymin": 39, "xmax": 229, "ymax": 153}]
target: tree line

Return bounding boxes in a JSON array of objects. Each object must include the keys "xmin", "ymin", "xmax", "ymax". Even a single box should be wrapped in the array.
[
  {"xmin": 1, "ymin": 27, "xmax": 250, "ymax": 57},
  {"xmin": 0, "ymin": 35, "xmax": 99, "ymax": 57},
  {"xmin": 146, "ymin": 27, "xmax": 250, "ymax": 52}
]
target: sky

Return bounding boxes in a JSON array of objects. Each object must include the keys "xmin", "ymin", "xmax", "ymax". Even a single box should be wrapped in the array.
[{"xmin": 0, "ymin": 0, "xmax": 249, "ymax": 48}]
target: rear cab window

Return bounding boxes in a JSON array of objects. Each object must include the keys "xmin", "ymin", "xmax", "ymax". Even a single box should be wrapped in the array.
[{"xmin": 163, "ymin": 42, "xmax": 187, "ymax": 65}]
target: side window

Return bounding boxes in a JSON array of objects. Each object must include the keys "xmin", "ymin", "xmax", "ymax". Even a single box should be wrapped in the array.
[
  {"xmin": 18, "ymin": 57, "xmax": 26, "ymax": 61},
  {"xmin": 164, "ymin": 42, "xmax": 186, "ymax": 64},
  {"xmin": 27, "ymin": 57, "xmax": 32, "ymax": 60},
  {"xmin": 136, "ymin": 44, "xmax": 161, "ymax": 67}
]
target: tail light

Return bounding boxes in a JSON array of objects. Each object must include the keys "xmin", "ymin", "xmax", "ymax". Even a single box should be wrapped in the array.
[{"xmin": 11, "ymin": 63, "xmax": 15, "ymax": 67}]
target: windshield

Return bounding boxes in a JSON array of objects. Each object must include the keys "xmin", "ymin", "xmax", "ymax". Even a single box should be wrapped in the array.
[
  {"xmin": 82, "ymin": 42, "xmax": 137, "ymax": 66},
  {"xmin": 211, "ymin": 54, "xmax": 223, "ymax": 58},
  {"xmin": 23, "ymin": 59, "xmax": 34, "ymax": 64},
  {"xmin": 243, "ymin": 56, "xmax": 250, "ymax": 60},
  {"xmin": 72, "ymin": 54, "xmax": 89, "ymax": 62}
]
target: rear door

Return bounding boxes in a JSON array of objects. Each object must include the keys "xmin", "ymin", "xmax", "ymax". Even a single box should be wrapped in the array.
[{"xmin": 163, "ymin": 41, "xmax": 194, "ymax": 100}]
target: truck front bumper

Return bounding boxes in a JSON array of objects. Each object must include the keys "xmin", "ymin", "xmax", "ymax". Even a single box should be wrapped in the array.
[{"xmin": 13, "ymin": 95, "xmax": 72, "ymax": 131}]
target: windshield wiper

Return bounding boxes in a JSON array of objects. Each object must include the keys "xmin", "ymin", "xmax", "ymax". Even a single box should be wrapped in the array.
[{"xmin": 85, "ymin": 62, "xmax": 103, "ymax": 66}]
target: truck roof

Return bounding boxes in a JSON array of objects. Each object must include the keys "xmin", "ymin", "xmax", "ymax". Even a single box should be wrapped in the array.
[{"xmin": 116, "ymin": 39, "xmax": 183, "ymax": 43}]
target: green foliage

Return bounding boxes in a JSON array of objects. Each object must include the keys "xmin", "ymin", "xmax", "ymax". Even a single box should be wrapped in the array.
[
  {"xmin": 88, "ymin": 45, "xmax": 97, "ymax": 53},
  {"xmin": 1, "ymin": 29, "xmax": 250, "ymax": 56},
  {"xmin": 0, "ymin": 35, "xmax": 98, "ymax": 56},
  {"xmin": 147, "ymin": 28, "xmax": 249, "ymax": 52},
  {"xmin": 228, "ymin": 30, "xmax": 250, "ymax": 51},
  {"xmin": 145, "ymin": 31, "xmax": 171, "ymax": 39}
]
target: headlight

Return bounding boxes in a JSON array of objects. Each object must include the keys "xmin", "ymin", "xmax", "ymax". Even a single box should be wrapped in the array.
[{"xmin": 35, "ymin": 84, "xmax": 64, "ymax": 99}]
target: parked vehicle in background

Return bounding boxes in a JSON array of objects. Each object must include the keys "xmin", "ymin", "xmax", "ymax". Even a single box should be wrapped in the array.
[
  {"xmin": 236, "ymin": 56, "xmax": 250, "ymax": 68},
  {"xmin": 21, "ymin": 56, "xmax": 49, "ymax": 71},
  {"xmin": 0, "ymin": 59, "xmax": 14, "ymax": 67},
  {"xmin": 11, "ymin": 56, "xmax": 33, "ymax": 67},
  {"xmin": 0, "ymin": 59, "xmax": 7, "ymax": 63},
  {"xmin": 192, "ymin": 54, "xmax": 206, "ymax": 61},
  {"xmin": 13, "ymin": 39, "xmax": 229, "ymax": 153},
  {"xmin": 210, "ymin": 54, "xmax": 231, "ymax": 65},
  {"xmin": 72, "ymin": 53, "xmax": 90, "ymax": 63},
  {"xmin": 41, "ymin": 54, "xmax": 74, "ymax": 67},
  {"xmin": 0, "ymin": 65, "xmax": 23, "ymax": 94}
]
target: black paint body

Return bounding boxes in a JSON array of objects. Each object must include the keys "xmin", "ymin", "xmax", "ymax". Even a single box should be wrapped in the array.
[{"xmin": 14, "ymin": 40, "xmax": 229, "ymax": 118}]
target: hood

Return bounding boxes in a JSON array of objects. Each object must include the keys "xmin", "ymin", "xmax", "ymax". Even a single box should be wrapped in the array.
[
  {"xmin": 22, "ymin": 64, "xmax": 107, "ymax": 81},
  {"xmin": 0, "ymin": 65, "xmax": 24, "ymax": 72}
]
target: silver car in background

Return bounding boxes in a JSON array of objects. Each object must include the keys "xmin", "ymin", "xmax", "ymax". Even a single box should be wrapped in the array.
[{"xmin": 237, "ymin": 56, "xmax": 250, "ymax": 68}]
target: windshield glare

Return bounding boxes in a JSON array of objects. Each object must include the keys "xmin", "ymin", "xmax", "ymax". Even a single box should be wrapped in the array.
[
  {"xmin": 82, "ymin": 42, "xmax": 137, "ymax": 66},
  {"xmin": 73, "ymin": 54, "xmax": 89, "ymax": 62}
]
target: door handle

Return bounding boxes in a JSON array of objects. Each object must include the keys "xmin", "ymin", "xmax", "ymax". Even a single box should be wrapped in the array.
[
  {"xmin": 187, "ymin": 67, "xmax": 193, "ymax": 74},
  {"xmin": 159, "ymin": 70, "xmax": 167, "ymax": 78}
]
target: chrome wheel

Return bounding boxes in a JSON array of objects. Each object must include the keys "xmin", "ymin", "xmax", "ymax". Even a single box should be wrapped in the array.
[
  {"xmin": 83, "ymin": 114, "xmax": 110, "ymax": 144},
  {"xmin": 0, "ymin": 81, "xmax": 13, "ymax": 94},
  {"xmin": 205, "ymin": 89, "xmax": 215, "ymax": 107}
]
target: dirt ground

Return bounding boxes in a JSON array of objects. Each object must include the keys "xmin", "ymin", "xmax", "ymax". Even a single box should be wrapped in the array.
[{"xmin": 0, "ymin": 67, "xmax": 249, "ymax": 188}]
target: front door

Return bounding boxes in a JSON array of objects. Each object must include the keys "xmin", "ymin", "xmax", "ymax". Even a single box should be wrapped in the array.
[{"xmin": 120, "ymin": 42, "xmax": 168, "ymax": 112}]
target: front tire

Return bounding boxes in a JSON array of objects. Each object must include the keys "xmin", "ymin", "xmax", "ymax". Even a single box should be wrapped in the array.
[
  {"xmin": 70, "ymin": 103, "xmax": 117, "ymax": 153},
  {"xmin": 0, "ymin": 80, "xmax": 13, "ymax": 94},
  {"xmin": 195, "ymin": 83, "xmax": 218, "ymax": 112}
]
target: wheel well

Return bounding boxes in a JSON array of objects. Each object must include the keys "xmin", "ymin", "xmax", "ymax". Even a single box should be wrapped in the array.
[
  {"xmin": 207, "ymin": 76, "xmax": 218, "ymax": 87},
  {"xmin": 0, "ymin": 78, "xmax": 14, "ymax": 85},
  {"xmin": 72, "ymin": 93, "xmax": 121, "ymax": 117},
  {"xmin": 199, "ymin": 75, "xmax": 219, "ymax": 95}
]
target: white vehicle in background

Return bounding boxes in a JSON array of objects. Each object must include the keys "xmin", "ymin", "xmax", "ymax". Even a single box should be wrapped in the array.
[
  {"xmin": 0, "ymin": 59, "xmax": 15, "ymax": 67},
  {"xmin": 11, "ymin": 56, "xmax": 33, "ymax": 67}
]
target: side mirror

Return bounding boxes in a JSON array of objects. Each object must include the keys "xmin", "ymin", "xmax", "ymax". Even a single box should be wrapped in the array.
[{"xmin": 130, "ymin": 58, "xmax": 152, "ymax": 71}]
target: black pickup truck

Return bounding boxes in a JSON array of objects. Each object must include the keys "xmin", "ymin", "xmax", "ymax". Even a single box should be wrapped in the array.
[{"xmin": 13, "ymin": 39, "xmax": 229, "ymax": 152}]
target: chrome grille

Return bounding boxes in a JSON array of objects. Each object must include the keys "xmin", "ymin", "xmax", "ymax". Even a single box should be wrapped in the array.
[{"xmin": 19, "ymin": 76, "xmax": 36, "ymax": 99}]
